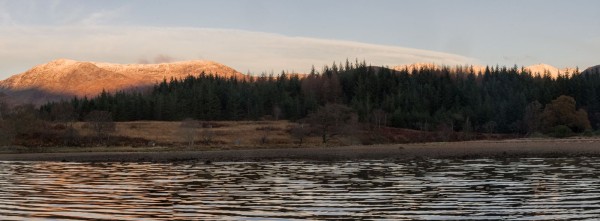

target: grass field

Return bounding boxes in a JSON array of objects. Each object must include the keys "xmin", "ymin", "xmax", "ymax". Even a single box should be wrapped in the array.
[
  {"xmin": 1, "ymin": 120, "xmax": 519, "ymax": 154},
  {"xmin": 115, "ymin": 120, "xmax": 296, "ymax": 145},
  {"xmin": 67, "ymin": 120, "xmax": 363, "ymax": 149}
]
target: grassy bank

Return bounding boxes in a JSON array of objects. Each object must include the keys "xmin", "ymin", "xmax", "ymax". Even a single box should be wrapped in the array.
[
  {"xmin": 1, "ymin": 138, "xmax": 600, "ymax": 162},
  {"xmin": 4, "ymin": 120, "xmax": 516, "ymax": 153}
]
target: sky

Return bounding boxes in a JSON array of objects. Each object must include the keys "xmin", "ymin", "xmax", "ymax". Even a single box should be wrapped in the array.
[{"xmin": 0, "ymin": 0, "xmax": 599, "ymax": 78}]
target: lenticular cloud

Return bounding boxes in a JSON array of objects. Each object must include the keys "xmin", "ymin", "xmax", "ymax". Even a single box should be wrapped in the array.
[{"xmin": 0, "ymin": 26, "xmax": 477, "ymax": 77}]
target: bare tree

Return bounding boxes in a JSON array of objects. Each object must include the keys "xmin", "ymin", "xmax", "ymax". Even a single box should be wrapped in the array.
[
  {"xmin": 272, "ymin": 105, "xmax": 282, "ymax": 121},
  {"xmin": 482, "ymin": 121, "xmax": 497, "ymax": 134},
  {"xmin": 0, "ymin": 92, "xmax": 7, "ymax": 121},
  {"xmin": 260, "ymin": 126, "xmax": 271, "ymax": 144},
  {"xmin": 306, "ymin": 103, "xmax": 356, "ymax": 144},
  {"xmin": 0, "ymin": 104, "xmax": 43, "ymax": 146},
  {"xmin": 371, "ymin": 109, "xmax": 387, "ymax": 129},
  {"xmin": 12, "ymin": 104, "xmax": 44, "ymax": 135},
  {"xmin": 290, "ymin": 122, "xmax": 310, "ymax": 146},
  {"xmin": 0, "ymin": 119, "xmax": 15, "ymax": 146},
  {"xmin": 49, "ymin": 103, "xmax": 79, "ymax": 145},
  {"xmin": 462, "ymin": 117, "xmax": 474, "ymax": 140},
  {"xmin": 84, "ymin": 111, "xmax": 116, "ymax": 145},
  {"xmin": 201, "ymin": 122, "xmax": 215, "ymax": 145},
  {"xmin": 523, "ymin": 101, "xmax": 543, "ymax": 135},
  {"xmin": 436, "ymin": 122, "xmax": 454, "ymax": 142},
  {"xmin": 179, "ymin": 118, "xmax": 199, "ymax": 147},
  {"xmin": 416, "ymin": 121, "xmax": 430, "ymax": 131},
  {"xmin": 255, "ymin": 124, "xmax": 276, "ymax": 145},
  {"xmin": 50, "ymin": 102, "xmax": 76, "ymax": 123}
]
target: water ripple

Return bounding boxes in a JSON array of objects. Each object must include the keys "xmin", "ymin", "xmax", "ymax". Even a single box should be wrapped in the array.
[{"xmin": 1, "ymin": 158, "xmax": 600, "ymax": 220}]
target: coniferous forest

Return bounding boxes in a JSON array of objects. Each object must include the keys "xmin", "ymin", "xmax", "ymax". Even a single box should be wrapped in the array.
[{"xmin": 39, "ymin": 61, "xmax": 600, "ymax": 135}]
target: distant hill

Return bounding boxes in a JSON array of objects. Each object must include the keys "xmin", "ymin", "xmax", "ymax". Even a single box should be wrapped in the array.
[
  {"xmin": 582, "ymin": 65, "xmax": 600, "ymax": 75},
  {"xmin": 523, "ymin": 63, "xmax": 578, "ymax": 78},
  {"xmin": 0, "ymin": 59, "xmax": 244, "ymax": 105},
  {"xmin": 0, "ymin": 59, "xmax": 595, "ymax": 106}
]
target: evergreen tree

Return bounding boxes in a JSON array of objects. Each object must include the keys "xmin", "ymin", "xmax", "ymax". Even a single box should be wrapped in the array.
[{"xmin": 38, "ymin": 61, "xmax": 600, "ymax": 135}]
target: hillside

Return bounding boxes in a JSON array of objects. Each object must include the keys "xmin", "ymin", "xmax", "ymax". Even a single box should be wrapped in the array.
[
  {"xmin": 0, "ymin": 59, "xmax": 244, "ymax": 105},
  {"xmin": 524, "ymin": 63, "xmax": 578, "ymax": 78},
  {"xmin": 582, "ymin": 65, "xmax": 600, "ymax": 75},
  {"xmin": 1, "ymin": 59, "xmax": 596, "ymax": 106}
]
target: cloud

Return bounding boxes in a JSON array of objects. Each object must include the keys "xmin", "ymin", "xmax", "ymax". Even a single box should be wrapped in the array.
[
  {"xmin": 0, "ymin": 1, "xmax": 14, "ymax": 26},
  {"xmin": 502, "ymin": 55, "xmax": 536, "ymax": 63},
  {"xmin": 153, "ymin": 54, "xmax": 175, "ymax": 63},
  {"xmin": 0, "ymin": 12, "xmax": 12, "ymax": 26},
  {"xmin": 78, "ymin": 7, "xmax": 127, "ymax": 26},
  {"xmin": 0, "ymin": 26, "xmax": 478, "ymax": 78},
  {"xmin": 137, "ymin": 54, "xmax": 176, "ymax": 64}
]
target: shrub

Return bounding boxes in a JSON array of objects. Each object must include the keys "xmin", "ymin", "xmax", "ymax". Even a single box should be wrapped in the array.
[
  {"xmin": 528, "ymin": 132, "xmax": 547, "ymax": 138},
  {"xmin": 550, "ymin": 125, "xmax": 573, "ymax": 138},
  {"xmin": 583, "ymin": 130, "xmax": 594, "ymax": 137}
]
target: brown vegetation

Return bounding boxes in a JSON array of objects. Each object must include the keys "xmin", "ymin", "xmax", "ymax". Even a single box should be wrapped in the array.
[
  {"xmin": 0, "ymin": 118, "xmax": 520, "ymax": 153},
  {"xmin": 541, "ymin": 95, "xmax": 591, "ymax": 133}
]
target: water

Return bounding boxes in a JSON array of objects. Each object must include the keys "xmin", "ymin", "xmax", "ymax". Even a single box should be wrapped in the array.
[{"xmin": 1, "ymin": 158, "xmax": 600, "ymax": 220}]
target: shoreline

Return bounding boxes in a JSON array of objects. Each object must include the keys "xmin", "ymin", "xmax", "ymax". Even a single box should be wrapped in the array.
[{"xmin": 1, "ymin": 139, "xmax": 599, "ymax": 162}]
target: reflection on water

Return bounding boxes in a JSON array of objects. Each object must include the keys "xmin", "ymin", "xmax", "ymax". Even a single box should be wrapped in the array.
[{"xmin": 1, "ymin": 158, "xmax": 600, "ymax": 220}]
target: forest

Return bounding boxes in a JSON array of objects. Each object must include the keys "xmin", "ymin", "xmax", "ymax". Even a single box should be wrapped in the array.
[{"xmin": 32, "ymin": 60, "xmax": 599, "ymax": 138}]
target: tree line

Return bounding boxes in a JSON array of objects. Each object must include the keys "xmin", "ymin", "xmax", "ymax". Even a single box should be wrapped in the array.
[{"xmin": 38, "ymin": 60, "xmax": 600, "ymax": 136}]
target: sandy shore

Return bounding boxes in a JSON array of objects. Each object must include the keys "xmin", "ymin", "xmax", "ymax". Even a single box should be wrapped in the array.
[{"xmin": 1, "ymin": 138, "xmax": 599, "ymax": 162}]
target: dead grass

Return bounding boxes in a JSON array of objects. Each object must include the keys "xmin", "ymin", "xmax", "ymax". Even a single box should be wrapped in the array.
[
  {"xmin": 79, "ymin": 120, "xmax": 340, "ymax": 148},
  {"xmin": 112, "ymin": 121, "xmax": 288, "ymax": 145},
  {"xmin": 4, "ymin": 120, "xmax": 373, "ymax": 153},
  {"xmin": 6, "ymin": 120, "xmax": 526, "ymax": 154},
  {"xmin": 70, "ymin": 120, "xmax": 508, "ymax": 148}
]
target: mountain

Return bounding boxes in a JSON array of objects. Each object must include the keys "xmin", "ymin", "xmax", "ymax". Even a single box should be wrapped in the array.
[
  {"xmin": 0, "ymin": 59, "xmax": 244, "ymax": 105},
  {"xmin": 582, "ymin": 65, "xmax": 600, "ymax": 75},
  {"xmin": 523, "ymin": 63, "xmax": 577, "ymax": 78}
]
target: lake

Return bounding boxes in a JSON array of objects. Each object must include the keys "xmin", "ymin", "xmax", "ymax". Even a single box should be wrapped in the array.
[{"xmin": 1, "ymin": 158, "xmax": 600, "ymax": 220}]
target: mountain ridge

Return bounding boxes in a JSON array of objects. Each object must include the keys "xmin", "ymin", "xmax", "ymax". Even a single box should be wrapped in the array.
[
  {"xmin": 0, "ymin": 59, "xmax": 245, "ymax": 105},
  {"xmin": 0, "ymin": 59, "xmax": 596, "ymax": 106},
  {"xmin": 582, "ymin": 65, "xmax": 600, "ymax": 75}
]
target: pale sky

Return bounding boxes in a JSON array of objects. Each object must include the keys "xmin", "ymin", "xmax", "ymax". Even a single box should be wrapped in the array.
[{"xmin": 0, "ymin": 0, "xmax": 599, "ymax": 78}]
